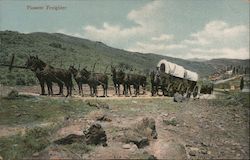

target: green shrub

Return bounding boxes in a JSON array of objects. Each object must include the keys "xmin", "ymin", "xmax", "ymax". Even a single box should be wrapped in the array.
[
  {"xmin": 16, "ymin": 77, "xmax": 26, "ymax": 85},
  {"xmin": 0, "ymin": 127, "xmax": 50, "ymax": 160}
]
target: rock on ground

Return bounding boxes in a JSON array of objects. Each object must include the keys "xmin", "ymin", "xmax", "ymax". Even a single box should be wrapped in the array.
[
  {"xmin": 119, "ymin": 117, "xmax": 158, "ymax": 148},
  {"xmin": 54, "ymin": 134, "xmax": 85, "ymax": 145},
  {"xmin": 54, "ymin": 123, "xmax": 107, "ymax": 146},
  {"xmin": 173, "ymin": 93, "xmax": 185, "ymax": 102},
  {"xmin": 84, "ymin": 123, "xmax": 107, "ymax": 146}
]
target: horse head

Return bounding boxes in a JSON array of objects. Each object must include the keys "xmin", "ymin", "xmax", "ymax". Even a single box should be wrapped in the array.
[
  {"xmin": 81, "ymin": 68, "xmax": 90, "ymax": 78},
  {"xmin": 111, "ymin": 65, "xmax": 117, "ymax": 77},
  {"xmin": 25, "ymin": 55, "xmax": 46, "ymax": 71},
  {"xmin": 68, "ymin": 65, "xmax": 78, "ymax": 76}
]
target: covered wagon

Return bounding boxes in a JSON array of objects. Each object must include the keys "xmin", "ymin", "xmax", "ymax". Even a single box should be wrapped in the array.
[{"xmin": 153, "ymin": 59, "xmax": 199, "ymax": 97}]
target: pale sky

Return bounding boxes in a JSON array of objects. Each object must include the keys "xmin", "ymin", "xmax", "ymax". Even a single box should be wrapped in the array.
[{"xmin": 1, "ymin": 0, "xmax": 249, "ymax": 59}]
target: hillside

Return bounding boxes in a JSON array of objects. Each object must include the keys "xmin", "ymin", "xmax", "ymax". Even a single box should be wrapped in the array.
[{"xmin": 0, "ymin": 30, "xmax": 249, "ymax": 86}]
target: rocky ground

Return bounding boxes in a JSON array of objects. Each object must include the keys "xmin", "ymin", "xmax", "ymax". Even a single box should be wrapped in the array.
[{"xmin": 0, "ymin": 87, "xmax": 249, "ymax": 159}]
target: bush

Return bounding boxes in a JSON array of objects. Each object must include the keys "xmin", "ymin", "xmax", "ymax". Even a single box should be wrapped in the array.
[
  {"xmin": 49, "ymin": 42, "xmax": 62, "ymax": 49},
  {"xmin": 0, "ymin": 127, "xmax": 51, "ymax": 160},
  {"xmin": 7, "ymin": 89, "xmax": 19, "ymax": 99},
  {"xmin": 16, "ymin": 77, "xmax": 26, "ymax": 85}
]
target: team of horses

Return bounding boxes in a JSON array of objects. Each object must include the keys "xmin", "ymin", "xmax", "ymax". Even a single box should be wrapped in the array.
[{"xmin": 25, "ymin": 56, "xmax": 150, "ymax": 97}]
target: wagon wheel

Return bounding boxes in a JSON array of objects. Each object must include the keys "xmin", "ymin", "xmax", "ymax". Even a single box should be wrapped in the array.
[
  {"xmin": 185, "ymin": 86, "xmax": 190, "ymax": 98},
  {"xmin": 167, "ymin": 84, "xmax": 175, "ymax": 97},
  {"xmin": 192, "ymin": 85, "xmax": 199, "ymax": 98},
  {"xmin": 177, "ymin": 83, "xmax": 186, "ymax": 96},
  {"xmin": 162, "ymin": 85, "xmax": 168, "ymax": 96}
]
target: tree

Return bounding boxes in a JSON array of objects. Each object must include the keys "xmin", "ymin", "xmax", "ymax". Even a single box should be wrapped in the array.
[
  {"xmin": 240, "ymin": 77, "xmax": 244, "ymax": 90},
  {"xmin": 232, "ymin": 67, "xmax": 236, "ymax": 75}
]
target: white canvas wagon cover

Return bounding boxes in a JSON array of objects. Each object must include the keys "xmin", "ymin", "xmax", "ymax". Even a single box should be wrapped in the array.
[
  {"xmin": 184, "ymin": 70, "xmax": 199, "ymax": 82},
  {"xmin": 157, "ymin": 59, "xmax": 198, "ymax": 81},
  {"xmin": 157, "ymin": 59, "xmax": 185, "ymax": 78}
]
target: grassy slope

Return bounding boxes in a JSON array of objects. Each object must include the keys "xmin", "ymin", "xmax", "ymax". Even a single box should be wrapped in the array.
[{"xmin": 0, "ymin": 31, "xmax": 249, "ymax": 85}]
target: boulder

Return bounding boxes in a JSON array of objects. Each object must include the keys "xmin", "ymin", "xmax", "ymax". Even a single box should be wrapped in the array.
[
  {"xmin": 156, "ymin": 140, "xmax": 187, "ymax": 159},
  {"xmin": 54, "ymin": 134, "xmax": 85, "ymax": 145},
  {"xmin": 86, "ymin": 101, "xmax": 109, "ymax": 109},
  {"xmin": 173, "ymin": 93, "xmax": 185, "ymax": 102},
  {"xmin": 189, "ymin": 150, "xmax": 196, "ymax": 156},
  {"xmin": 54, "ymin": 123, "xmax": 107, "ymax": 147},
  {"xmin": 122, "ymin": 144, "xmax": 131, "ymax": 149},
  {"xmin": 135, "ymin": 117, "xmax": 158, "ymax": 139},
  {"xmin": 148, "ymin": 155, "xmax": 158, "ymax": 160},
  {"xmin": 120, "ymin": 117, "xmax": 157, "ymax": 148},
  {"xmin": 83, "ymin": 123, "xmax": 107, "ymax": 146},
  {"xmin": 96, "ymin": 114, "xmax": 112, "ymax": 122}
]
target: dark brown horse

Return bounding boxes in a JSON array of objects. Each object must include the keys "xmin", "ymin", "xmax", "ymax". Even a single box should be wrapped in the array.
[
  {"xmin": 138, "ymin": 75, "xmax": 147, "ymax": 94},
  {"xmin": 150, "ymin": 70, "xmax": 161, "ymax": 96},
  {"xmin": 25, "ymin": 57, "xmax": 46, "ymax": 95},
  {"xmin": 111, "ymin": 65, "xmax": 126, "ymax": 96},
  {"xmin": 124, "ymin": 73, "xmax": 142, "ymax": 97},
  {"xmin": 25, "ymin": 56, "xmax": 73, "ymax": 97},
  {"xmin": 81, "ymin": 68, "xmax": 108, "ymax": 97},
  {"xmin": 68, "ymin": 65, "xmax": 89, "ymax": 96}
]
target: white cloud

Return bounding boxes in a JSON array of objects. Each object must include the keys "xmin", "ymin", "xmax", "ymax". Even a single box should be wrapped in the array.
[
  {"xmin": 83, "ymin": 22, "xmax": 146, "ymax": 47},
  {"xmin": 82, "ymin": 1, "xmax": 165, "ymax": 48},
  {"xmin": 127, "ymin": 0, "xmax": 164, "ymax": 30},
  {"xmin": 151, "ymin": 34, "xmax": 174, "ymax": 42},
  {"xmin": 57, "ymin": 3, "xmax": 249, "ymax": 60},
  {"xmin": 188, "ymin": 48, "xmax": 249, "ymax": 59},
  {"xmin": 180, "ymin": 20, "xmax": 249, "ymax": 59},
  {"xmin": 184, "ymin": 20, "xmax": 248, "ymax": 46}
]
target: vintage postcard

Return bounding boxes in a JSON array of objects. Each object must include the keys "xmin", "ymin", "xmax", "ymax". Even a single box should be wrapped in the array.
[{"xmin": 0, "ymin": 0, "xmax": 249, "ymax": 159}]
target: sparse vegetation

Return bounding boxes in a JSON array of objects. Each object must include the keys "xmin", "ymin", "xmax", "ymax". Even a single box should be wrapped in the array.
[
  {"xmin": 0, "ymin": 126, "xmax": 51, "ymax": 160},
  {"xmin": 208, "ymin": 92, "xmax": 250, "ymax": 108},
  {"xmin": 0, "ymin": 95, "xmax": 93, "ymax": 125}
]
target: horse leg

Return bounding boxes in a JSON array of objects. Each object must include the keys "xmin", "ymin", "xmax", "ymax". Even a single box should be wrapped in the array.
[
  {"xmin": 129, "ymin": 85, "xmax": 132, "ymax": 96},
  {"xmin": 59, "ymin": 84, "xmax": 64, "ymax": 96},
  {"xmin": 40, "ymin": 81, "xmax": 46, "ymax": 95},
  {"xmin": 156, "ymin": 85, "xmax": 159, "ymax": 96},
  {"xmin": 78, "ymin": 83, "xmax": 81, "ymax": 95},
  {"xmin": 65, "ymin": 83, "xmax": 69, "ymax": 97},
  {"xmin": 133, "ymin": 85, "xmax": 137, "ymax": 96},
  {"xmin": 50, "ymin": 83, "xmax": 53, "ymax": 96},
  {"xmin": 94, "ymin": 86, "xmax": 98, "ymax": 97},
  {"xmin": 123, "ymin": 84, "xmax": 126, "ymax": 95},
  {"xmin": 137, "ymin": 85, "xmax": 140, "ymax": 95},
  {"xmin": 80, "ymin": 84, "xmax": 83, "ymax": 96},
  {"xmin": 137, "ymin": 85, "xmax": 139, "ymax": 96},
  {"xmin": 124, "ymin": 84, "xmax": 127, "ymax": 96},
  {"xmin": 151, "ymin": 83, "xmax": 154, "ymax": 96},
  {"xmin": 102, "ymin": 85, "xmax": 105, "ymax": 97},
  {"xmin": 91, "ymin": 85, "xmax": 96, "ymax": 97},
  {"xmin": 90, "ymin": 85, "xmax": 93, "ymax": 97},
  {"xmin": 47, "ymin": 83, "xmax": 50, "ymax": 96},
  {"xmin": 105, "ymin": 84, "xmax": 108, "ymax": 97},
  {"xmin": 47, "ymin": 81, "xmax": 53, "ymax": 96},
  {"xmin": 118, "ymin": 84, "xmax": 120, "ymax": 96},
  {"xmin": 114, "ymin": 82, "xmax": 117, "ymax": 95}
]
